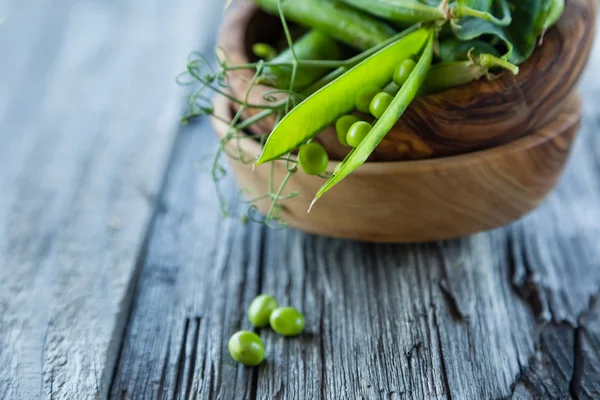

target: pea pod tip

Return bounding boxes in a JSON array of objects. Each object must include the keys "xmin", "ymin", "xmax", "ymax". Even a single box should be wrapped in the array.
[{"xmin": 307, "ymin": 197, "xmax": 319, "ymax": 213}]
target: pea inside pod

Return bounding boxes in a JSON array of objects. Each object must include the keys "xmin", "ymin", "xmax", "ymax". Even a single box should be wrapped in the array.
[
  {"xmin": 356, "ymin": 85, "xmax": 381, "ymax": 113},
  {"xmin": 369, "ymin": 92, "xmax": 394, "ymax": 119},
  {"xmin": 256, "ymin": 28, "xmax": 430, "ymax": 165},
  {"xmin": 336, "ymin": 115, "xmax": 361, "ymax": 146},
  {"xmin": 347, "ymin": 121, "xmax": 373, "ymax": 148},
  {"xmin": 314, "ymin": 30, "xmax": 435, "ymax": 201},
  {"xmin": 393, "ymin": 59, "xmax": 417, "ymax": 87}
]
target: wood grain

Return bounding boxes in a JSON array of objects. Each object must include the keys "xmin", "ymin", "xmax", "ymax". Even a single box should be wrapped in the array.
[
  {"xmin": 112, "ymin": 72, "xmax": 600, "ymax": 399},
  {"xmin": 1, "ymin": 0, "xmax": 600, "ymax": 399},
  {"xmin": 220, "ymin": 0, "xmax": 595, "ymax": 161},
  {"xmin": 0, "ymin": 0, "xmax": 222, "ymax": 398}
]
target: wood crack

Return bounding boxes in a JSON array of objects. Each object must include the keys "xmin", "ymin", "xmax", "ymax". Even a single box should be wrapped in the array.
[
  {"xmin": 319, "ymin": 300, "xmax": 327, "ymax": 400},
  {"xmin": 571, "ymin": 289, "xmax": 600, "ymax": 400},
  {"xmin": 185, "ymin": 317, "xmax": 201, "ymax": 400},
  {"xmin": 506, "ymin": 230, "xmax": 551, "ymax": 323},
  {"xmin": 432, "ymin": 307, "xmax": 453, "ymax": 400},
  {"xmin": 506, "ymin": 290, "xmax": 600, "ymax": 400},
  {"xmin": 439, "ymin": 280, "xmax": 466, "ymax": 321},
  {"xmin": 173, "ymin": 318, "xmax": 190, "ymax": 399},
  {"xmin": 435, "ymin": 244, "xmax": 467, "ymax": 321},
  {"xmin": 157, "ymin": 336, "xmax": 171, "ymax": 400},
  {"xmin": 569, "ymin": 325, "xmax": 585, "ymax": 400}
]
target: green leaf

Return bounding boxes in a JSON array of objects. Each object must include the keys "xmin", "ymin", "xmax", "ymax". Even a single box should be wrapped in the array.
[
  {"xmin": 256, "ymin": 27, "xmax": 431, "ymax": 165},
  {"xmin": 453, "ymin": 0, "xmax": 553, "ymax": 64},
  {"xmin": 313, "ymin": 31, "xmax": 435, "ymax": 203}
]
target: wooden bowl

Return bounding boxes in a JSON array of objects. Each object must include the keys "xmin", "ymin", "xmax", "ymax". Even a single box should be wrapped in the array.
[
  {"xmin": 211, "ymin": 93, "xmax": 581, "ymax": 243},
  {"xmin": 218, "ymin": 0, "xmax": 595, "ymax": 161}
]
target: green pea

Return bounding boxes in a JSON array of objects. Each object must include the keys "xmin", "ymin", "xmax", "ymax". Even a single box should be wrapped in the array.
[
  {"xmin": 269, "ymin": 307, "xmax": 305, "ymax": 337},
  {"xmin": 335, "ymin": 115, "xmax": 360, "ymax": 147},
  {"xmin": 393, "ymin": 59, "xmax": 417, "ymax": 87},
  {"xmin": 355, "ymin": 85, "xmax": 380, "ymax": 113},
  {"xmin": 346, "ymin": 121, "xmax": 372, "ymax": 148},
  {"xmin": 228, "ymin": 331, "xmax": 265, "ymax": 367},
  {"xmin": 248, "ymin": 294, "xmax": 278, "ymax": 328},
  {"xmin": 369, "ymin": 92, "xmax": 394, "ymax": 119},
  {"xmin": 298, "ymin": 142, "xmax": 329, "ymax": 176}
]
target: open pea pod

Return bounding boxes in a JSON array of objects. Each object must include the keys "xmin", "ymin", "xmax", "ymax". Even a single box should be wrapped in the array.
[
  {"xmin": 313, "ymin": 31, "xmax": 435, "ymax": 202},
  {"xmin": 255, "ymin": 28, "xmax": 431, "ymax": 165}
]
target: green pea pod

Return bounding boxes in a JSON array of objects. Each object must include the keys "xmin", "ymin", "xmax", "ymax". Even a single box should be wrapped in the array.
[
  {"xmin": 256, "ymin": 28, "xmax": 431, "ymax": 165},
  {"xmin": 420, "ymin": 61, "xmax": 485, "ymax": 95},
  {"xmin": 254, "ymin": 0, "xmax": 395, "ymax": 50},
  {"xmin": 256, "ymin": 30, "xmax": 343, "ymax": 91},
  {"xmin": 336, "ymin": 0, "xmax": 444, "ymax": 25},
  {"xmin": 438, "ymin": 38, "xmax": 500, "ymax": 62},
  {"xmin": 421, "ymin": 53, "xmax": 519, "ymax": 95},
  {"xmin": 313, "ymin": 32, "xmax": 435, "ymax": 202}
]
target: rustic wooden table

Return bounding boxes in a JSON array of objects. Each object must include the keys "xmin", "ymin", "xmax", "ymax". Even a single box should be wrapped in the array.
[{"xmin": 1, "ymin": 0, "xmax": 599, "ymax": 399}]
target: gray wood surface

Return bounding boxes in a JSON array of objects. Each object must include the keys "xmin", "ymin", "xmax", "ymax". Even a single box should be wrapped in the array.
[
  {"xmin": 0, "ymin": 0, "xmax": 221, "ymax": 398},
  {"xmin": 1, "ymin": 0, "xmax": 600, "ymax": 399}
]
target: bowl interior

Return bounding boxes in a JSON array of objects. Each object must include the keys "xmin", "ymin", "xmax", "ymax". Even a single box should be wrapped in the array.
[{"xmin": 219, "ymin": 0, "xmax": 595, "ymax": 162}]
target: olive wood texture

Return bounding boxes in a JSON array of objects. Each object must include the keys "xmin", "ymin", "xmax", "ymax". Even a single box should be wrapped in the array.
[
  {"xmin": 212, "ymin": 93, "xmax": 580, "ymax": 243},
  {"xmin": 218, "ymin": 0, "xmax": 595, "ymax": 162}
]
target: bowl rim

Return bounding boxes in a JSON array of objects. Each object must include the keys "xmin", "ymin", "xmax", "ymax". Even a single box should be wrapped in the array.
[{"xmin": 212, "ymin": 94, "xmax": 581, "ymax": 175}]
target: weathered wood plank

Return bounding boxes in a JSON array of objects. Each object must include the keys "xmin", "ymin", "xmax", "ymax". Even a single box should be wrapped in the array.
[
  {"xmin": 0, "ymin": 0, "xmax": 218, "ymax": 398},
  {"xmin": 111, "ymin": 11, "xmax": 600, "ymax": 400}
]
